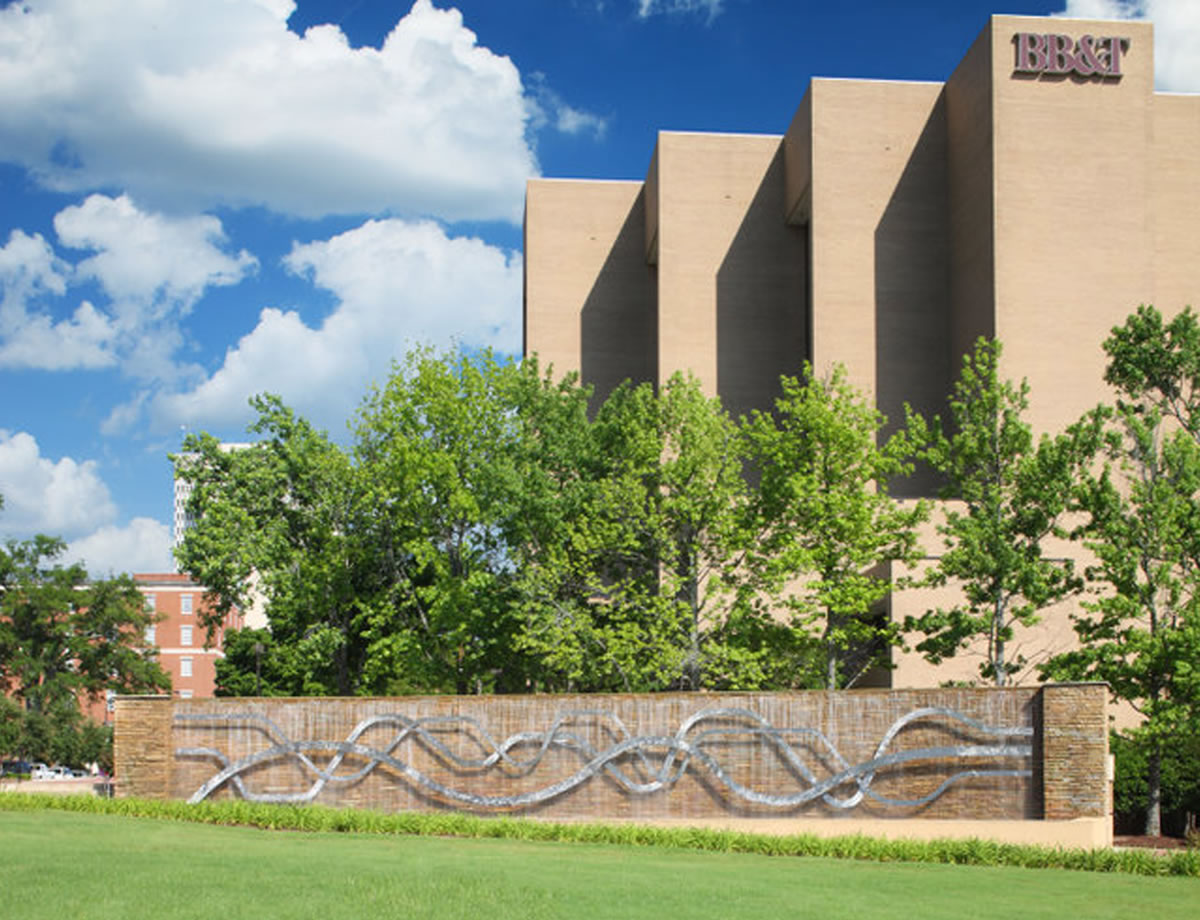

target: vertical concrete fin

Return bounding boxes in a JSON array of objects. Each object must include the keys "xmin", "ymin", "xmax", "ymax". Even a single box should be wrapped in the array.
[{"xmin": 946, "ymin": 17, "xmax": 997, "ymax": 364}]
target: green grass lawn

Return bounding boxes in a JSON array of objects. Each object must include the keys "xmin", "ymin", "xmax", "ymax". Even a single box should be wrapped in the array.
[{"xmin": 0, "ymin": 809, "xmax": 1195, "ymax": 920}]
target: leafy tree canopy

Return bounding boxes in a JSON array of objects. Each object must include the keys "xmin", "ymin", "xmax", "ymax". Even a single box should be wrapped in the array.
[
  {"xmin": 0, "ymin": 532, "xmax": 169, "ymax": 715},
  {"xmin": 182, "ymin": 350, "xmax": 941, "ymax": 696},
  {"xmin": 1043, "ymin": 306, "xmax": 1200, "ymax": 835},
  {"xmin": 1, "ymin": 495, "xmax": 168, "ymax": 764},
  {"xmin": 905, "ymin": 338, "xmax": 1086, "ymax": 686},
  {"xmin": 742, "ymin": 363, "xmax": 928, "ymax": 689}
]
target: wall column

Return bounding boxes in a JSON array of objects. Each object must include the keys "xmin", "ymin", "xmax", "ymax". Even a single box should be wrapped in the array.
[
  {"xmin": 1040, "ymin": 683, "xmax": 1109, "ymax": 821},
  {"xmin": 113, "ymin": 695, "xmax": 173, "ymax": 799}
]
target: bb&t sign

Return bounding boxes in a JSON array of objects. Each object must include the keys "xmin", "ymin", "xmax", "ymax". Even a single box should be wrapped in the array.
[{"xmin": 1013, "ymin": 33, "xmax": 1129, "ymax": 78}]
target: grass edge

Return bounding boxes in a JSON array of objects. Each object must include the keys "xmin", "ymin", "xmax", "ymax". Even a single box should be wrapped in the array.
[{"xmin": 1, "ymin": 790, "xmax": 1196, "ymax": 878}]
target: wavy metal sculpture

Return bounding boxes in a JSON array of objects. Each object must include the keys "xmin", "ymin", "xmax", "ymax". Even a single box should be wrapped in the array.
[{"xmin": 175, "ymin": 706, "xmax": 1032, "ymax": 811}]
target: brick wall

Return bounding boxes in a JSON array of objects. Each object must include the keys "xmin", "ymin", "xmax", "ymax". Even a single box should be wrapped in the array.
[
  {"xmin": 114, "ymin": 685, "xmax": 1107, "ymax": 823},
  {"xmin": 1040, "ymin": 682, "xmax": 1109, "ymax": 819},
  {"xmin": 113, "ymin": 696, "xmax": 174, "ymax": 799}
]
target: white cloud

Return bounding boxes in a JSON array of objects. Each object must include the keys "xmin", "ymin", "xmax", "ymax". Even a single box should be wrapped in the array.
[
  {"xmin": 0, "ymin": 228, "xmax": 111, "ymax": 370},
  {"xmin": 55, "ymin": 194, "xmax": 257, "ymax": 320},
  {"xmin": 0, "ymin": 429, "xmax": 117, "ymax": 539},
  {"xmin": 0, "ymin": 229, "xmax": 67, "ymax": 298},
  {"xmin": 556, "ymin": 104, "xmax": 609, "ymax": 137},
  {"xmin": 0, "ymin": 0, "xmax": 551, "ymax": 222},
  {"xmin": 0, "ymin": 196, "xmax": 253, "ymax": 377},
  {"xmin": 64, "ymin": 517, "xmax": 174, "ymax": 577},
  {"xmin": 526, "ymin": 74, "xmax": 609, "ymax": 139},
  {"xmin": 636, "ymin": 0, "xmax": 723, "ymax": 21},
  {"xmin": 0, "ymin": 300, "xmax": 115, "ymax": 371},
  {"xmin": 140, "ymin": 218, "xmax": 522, "ymax": 433},
  {"xmin": 1058, "ymin": 0, "xmax": 1200, "ymax": 91},
  {"xmin": 0, "ymin": 429, "xmax": 173, "ymax": 575}
]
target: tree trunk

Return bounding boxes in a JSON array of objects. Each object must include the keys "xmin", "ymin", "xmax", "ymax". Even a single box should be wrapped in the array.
[
  {"xmin": 992, "ymin": 590, "xmax": 1006, "ymax": 687},
  {"xmin": 335, "ymin": 616, "xmax": 351, "ymax": 696},
  {"xmin": 676, "ymin": 539, "xmax": 701, "ymax": 690},
  {"xmin": 824, "ymin": 609, "xmax": 838, "ymax": 690},
  {"xmin": 1145, "ymin": 742, "xmax": 1163, "ymax": 837}
]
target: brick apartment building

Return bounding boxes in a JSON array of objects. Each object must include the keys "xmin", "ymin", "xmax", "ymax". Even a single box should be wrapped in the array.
[{"xmin": 134, "ymin": 573, "xmax": 242, "ymax": 701}]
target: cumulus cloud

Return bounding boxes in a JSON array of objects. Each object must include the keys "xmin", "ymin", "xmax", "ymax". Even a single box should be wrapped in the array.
[
  {"xmin": 55, "ymin": 195, "xmax": 257, "ymax": 320},
  {"xmin": 1058, "ymin": 0, "xmax": 1200, "ymax": 91},
  {"xmin": 636, "ymin": 0, "xmax": 723, "ymax": 21},
  {"xmin": 0, "ymin": 429, "xmax": 173, "ymax": 574},
  {"xmin": 64, "ymin": 517, "xmax": 174, "ymax": 577},
  {"xmin": 0, "ymin": 228, "xmax": 111, "ymax": 370},
  {"xmin": 0, "ymin": 429, "xmax": 117, "ymax": 539},
  {"xmin": 138, "ymin": 218, "xmax": 521, "ymax": 433},
  {"xmin": 0, "ymin": 196, "xmax": 253, "ymax": 377},
  {"xmin": 0, "ymin": 299, "xmax": 115, "ymax": 371},
  {"xmin": 0, "ymin": 0, "xmax": 560, "ymax": 222}
]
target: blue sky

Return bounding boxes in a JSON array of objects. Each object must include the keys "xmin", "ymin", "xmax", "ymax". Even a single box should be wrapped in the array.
[{"xmin": 0, "ymin": 0, "xmax": 1195, "ymax": 575}]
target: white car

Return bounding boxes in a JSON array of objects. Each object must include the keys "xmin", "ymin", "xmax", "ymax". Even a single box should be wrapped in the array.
[{"xmin": 29, "ymin": 763, "xmax": 52, "ymax": 780}]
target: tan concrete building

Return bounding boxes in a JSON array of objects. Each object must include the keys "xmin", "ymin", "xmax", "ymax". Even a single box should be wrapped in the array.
[{"xmin": 523, "ymin": 14, "xmax": 1199, "ymax": 688}]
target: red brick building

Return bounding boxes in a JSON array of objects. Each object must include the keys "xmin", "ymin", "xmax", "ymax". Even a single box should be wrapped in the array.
[{"xmin": 134, "ymin": 573, "xmax": 242, "ymax": 701}]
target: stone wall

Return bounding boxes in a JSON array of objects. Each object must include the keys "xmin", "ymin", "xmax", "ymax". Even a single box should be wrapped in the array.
[{"xmin": 114, "ymin": 685, "xmax": 1108, "ymax": 824}]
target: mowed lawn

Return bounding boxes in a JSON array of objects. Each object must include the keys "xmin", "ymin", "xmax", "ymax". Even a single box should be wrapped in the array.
[{"xmin": 1, "ymin": 810, "xmax": 1195, "ymax": 920}]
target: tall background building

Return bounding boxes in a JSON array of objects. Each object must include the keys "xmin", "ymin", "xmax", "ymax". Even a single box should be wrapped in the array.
[
  {"xmin": 523, "ymin": 13, "xmax": 1198, "ymax": 688},
  {"xmin": 172, "ymin": 442, "xmax": 251, "ymax": 552}
]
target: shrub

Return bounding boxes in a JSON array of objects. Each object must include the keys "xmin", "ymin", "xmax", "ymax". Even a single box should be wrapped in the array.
[{"xmin": 1112, "ymin": 731, "xmax": 1200, "ymax": 838}]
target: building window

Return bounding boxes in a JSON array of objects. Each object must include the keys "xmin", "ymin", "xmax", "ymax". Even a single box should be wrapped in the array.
[
  {"xmin": 144, "ymin": 593, "xmax": 156, "ymax": 611},
  {"xmin": 144, "ymin": 625, "xmax": 156, "ymax": 645},
  {"xmin": 181, "ymin": 594, "xmax": 193, "ymax": 615},
  {"xmin": 180, "ymin": 657, "xmax": 193, "ymax": 678},
  {"xmin": 180, "ymin": 624, "xmax": 193, "ymax": 646},
  {"xmin": 179, "ymin": 689, "xmax": 193, "ymax": 699}
]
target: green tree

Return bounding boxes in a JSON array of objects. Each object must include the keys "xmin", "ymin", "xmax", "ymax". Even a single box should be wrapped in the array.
[
  {"xmin": 0, "ymin": 534, "xmax": 169, "ymax": 715},
  {"xmin": 905, "ymin": 338, "xmax": 1084, "ymax": 686},
  {"xmin": 175, "ymin": 397, "xmax": 381, "ymax": 696},
  {"xmin": 1109, "ymin": 730, "xmax": 1200, "ymax": 837},
  {"xmin": 0, "ymin": 502, "xmax": 167, "ymax": 767},
  {"xmin": 515, "ymin": 373, "xmax": 778, "ymax": 691},
  {"xmin": 213, "ymin": 629, "xmax": 281, "ymax": 697},
  {"xmin": 179, "ymin": 350, "xmax": 579, "ymax": 696},
  {"xmin": 741, "ymin": 363, "xmax": 928, "ymax": 690},
  {"xmin": 352, "ymin": 348, "xmax": 546, "ymax": 694},
  {"xmin": 1043, "ymin": 306, "xmax": 1200, "ymax": 836}
]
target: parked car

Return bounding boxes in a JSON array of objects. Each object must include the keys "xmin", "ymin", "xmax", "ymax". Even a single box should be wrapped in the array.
[
  {"xmin": 1, "ymin": 760, "xmax": 35, "ymax": 777},
  {"xmin": 29, "ymin": 763, "xmax": 53, "ymax": 780}
]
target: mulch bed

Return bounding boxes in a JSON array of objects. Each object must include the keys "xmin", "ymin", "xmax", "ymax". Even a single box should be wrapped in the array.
[{"xmin": 1114, "ymin": 835, "xmax": 1190, "ymax": 850}]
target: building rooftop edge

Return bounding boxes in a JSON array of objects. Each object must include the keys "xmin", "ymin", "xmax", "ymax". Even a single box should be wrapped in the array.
[
  {"xmin": 809, "ymin": 76, "xmax": 943, "ymax": 87},
  {"xmin": 134, "ymin": 573, "xmax": 202, "ymax": 587},
  {"xmin": 655, "ymin": 129, "xmax": 784, "ymax": 140},
  {"xmin": 527, "ymin": 177, "xmax": 645, "ymax": 186}
]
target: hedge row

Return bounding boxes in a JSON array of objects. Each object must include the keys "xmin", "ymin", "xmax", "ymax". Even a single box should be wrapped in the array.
[{"xmin": 1, "ymin": 790, "xmax": 1196, "ymax": 877}]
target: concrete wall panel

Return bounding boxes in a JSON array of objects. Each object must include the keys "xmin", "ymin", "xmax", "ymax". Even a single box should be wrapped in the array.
[
  {"xmin": 654, "ymin": 132, "xmax": 807, "ymax": 419},
  {"xmin": 524, "ymin": 180, "xmax": 656, "ymax": 403},
  {"xmin": 990, "ymin": 16, "xmax": 1156, "ymax": 435},
  {"xmin": 1152, "ymin": 93, "xmax": 1200, "ymax": 312}
]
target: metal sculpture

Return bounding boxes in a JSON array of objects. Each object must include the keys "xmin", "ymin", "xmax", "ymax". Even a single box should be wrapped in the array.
[{"xmin": 175, "ymin": 706, "xmax": 1031, "ymax": 811}]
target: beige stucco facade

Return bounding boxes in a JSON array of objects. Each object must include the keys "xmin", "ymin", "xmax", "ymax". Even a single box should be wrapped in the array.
[{"xmin": 523, "ymin": 14, "xmax": 1199, "ymax": 691}]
